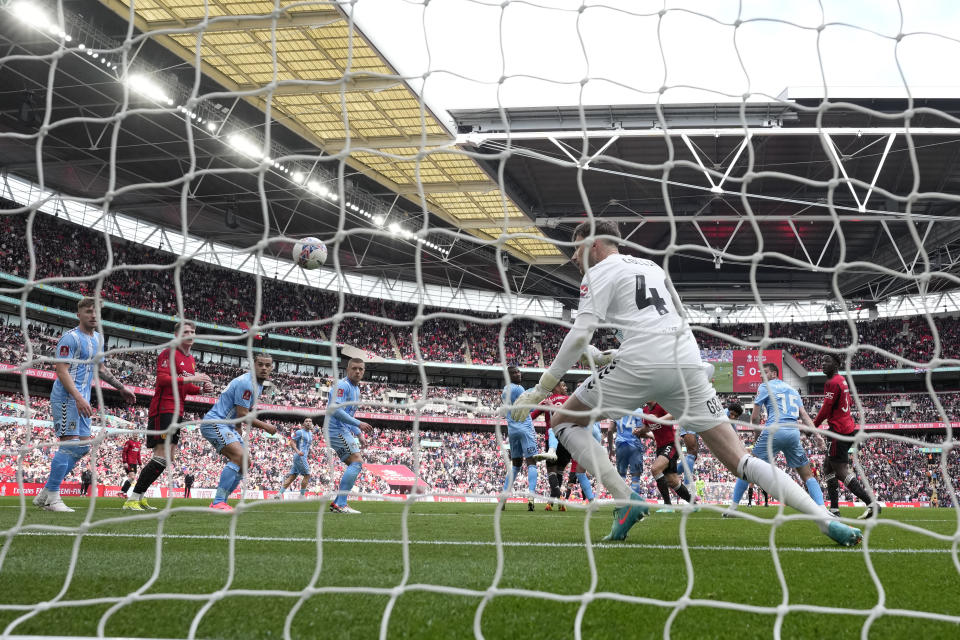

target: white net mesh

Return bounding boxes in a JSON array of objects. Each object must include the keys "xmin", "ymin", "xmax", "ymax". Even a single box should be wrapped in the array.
[{"xmin": 1, "ymin": 0, "xmax": 959, "ymax": 638}]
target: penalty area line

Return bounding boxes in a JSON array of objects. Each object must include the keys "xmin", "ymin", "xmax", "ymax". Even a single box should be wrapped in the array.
[{"xmin": 7, "ymin": 531, "xmax": 950, "ymax": 553}]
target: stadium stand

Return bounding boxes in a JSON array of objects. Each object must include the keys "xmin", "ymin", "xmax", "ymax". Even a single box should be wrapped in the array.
[{"xmin": 5, "ymin": 211, "xmax": 960, "ymax": 369}]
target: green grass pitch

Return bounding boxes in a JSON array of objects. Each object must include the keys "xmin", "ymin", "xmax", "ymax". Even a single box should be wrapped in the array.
[{"xmin": 1, "ymin": 498, "xmax": 957, "ymax": 639}]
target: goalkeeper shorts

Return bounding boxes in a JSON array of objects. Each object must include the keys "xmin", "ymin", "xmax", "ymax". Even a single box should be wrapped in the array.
[{"xmin": 574, "ymin": 364, "xmax": 726, "ymax": 434}]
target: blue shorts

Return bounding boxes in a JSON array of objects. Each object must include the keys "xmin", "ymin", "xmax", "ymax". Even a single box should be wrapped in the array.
[
  {"xmin": 753, "ymin": 427, "xmax": 809, "ymax": 469},
  {"xmin": 201, "ymin": 424, "xmax": 244, "ymax": 453},
  {"xmin": 52, "ymin": 400, "xmax": 90, "ymax": 439},
  {"xmin": 508, "ymin": 428, "xmax": 538, "ymax": 459},
  {"xmin": 616, "ymin": 443, "xmax": 644, "ymax": 477},
  {"xmin": 329, "ymin": 431, "xmax": 360, "ymax": 463},
  {"xmin": 289, "ymin": 454, "xmax": 310, "ymax": 476}
]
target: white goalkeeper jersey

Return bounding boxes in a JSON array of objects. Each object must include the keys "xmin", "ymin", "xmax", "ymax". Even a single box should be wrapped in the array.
[{"xmin": 577, "ymin": 253, "xmax": 702, "ymax": 368}]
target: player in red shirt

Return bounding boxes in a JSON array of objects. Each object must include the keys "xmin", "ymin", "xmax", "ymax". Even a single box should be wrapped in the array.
[
  {"xmin": 120, "ymin": 437, "xmax": 142, "ymax": 496},
  {"xmin": 123, "ymin": 320, "xmax": 212, "ymax": 511},
  {"xmin": 812, "ymin": 354, "xmax": 879, "ymax": 519},
  {"xmin": 530, "ymin": 381, "xmax": 572, "ymax": 510},
  {"xmin": 638, "ymin": 402, "xmax": 695, "ymax": 511}
]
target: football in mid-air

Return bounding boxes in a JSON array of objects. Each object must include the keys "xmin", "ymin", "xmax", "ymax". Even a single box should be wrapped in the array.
[{"xmin": 293, "ymin": 237, "xmax": 327, "ymax": 269}]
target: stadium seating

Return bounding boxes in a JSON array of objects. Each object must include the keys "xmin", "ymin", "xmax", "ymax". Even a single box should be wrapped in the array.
[
  {"xmin": 5, "ymin": 212, "xmax": 960, "ymax": 369},
  {"xmin": 2, "ymin": 389, "xmax": 957, "ymax": 502}
]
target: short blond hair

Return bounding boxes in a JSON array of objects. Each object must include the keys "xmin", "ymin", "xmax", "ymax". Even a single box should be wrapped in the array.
[{"xmin": 77, "ymin": 297, "xmax": 97, "ymax": 312}]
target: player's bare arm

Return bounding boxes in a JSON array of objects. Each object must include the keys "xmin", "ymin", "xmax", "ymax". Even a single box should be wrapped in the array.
[
  {"xmin": 99, "ymin": 364, "xmax": 137, "ymax": 403},
  {"xmin": 235, "ymin": 405, "xmax": 278, "ymax": 435},
  {"xmin": 798, "ymin": 406, "xmax": 817, "ymax": 431}
]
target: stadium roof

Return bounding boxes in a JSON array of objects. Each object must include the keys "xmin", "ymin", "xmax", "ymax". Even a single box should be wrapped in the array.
[
  {"xmin": 2, "ymin": 2, "xmax": 960, "ymax": 312},
  {"xmin": 97, "ymin": 0, "xmax": 565, "ymax": 264},
  {"xmin": 453, "ymin": 98, "xmax": 960, "ymax": 306}
]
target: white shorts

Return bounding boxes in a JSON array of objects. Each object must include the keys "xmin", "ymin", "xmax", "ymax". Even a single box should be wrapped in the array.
[{"xmin": 573, "ymin": 359, "xmax": 727, "ymax": 433}]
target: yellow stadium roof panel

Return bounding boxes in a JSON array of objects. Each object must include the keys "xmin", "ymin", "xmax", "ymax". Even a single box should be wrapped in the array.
[{"xmin": 105, "ymin": 0, "xmax": 566, "ymax": 264}]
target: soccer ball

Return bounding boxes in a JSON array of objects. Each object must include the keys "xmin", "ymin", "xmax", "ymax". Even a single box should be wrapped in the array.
[{"xmin": 293, "ymin": 237, "xmax": 327, "ymax": 269}]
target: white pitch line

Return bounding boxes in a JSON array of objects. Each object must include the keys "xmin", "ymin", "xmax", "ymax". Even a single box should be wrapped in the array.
[
  {"xmin": 0, "ymin": 505, "xmax": 955, "ymax": 523},
  {"xmin": 0, "ymin": 503, "xmax": 954, "ymax": 526},
  {"xmin": 6, "ymin": 531, "xmax": 953, "ymax": 553}
]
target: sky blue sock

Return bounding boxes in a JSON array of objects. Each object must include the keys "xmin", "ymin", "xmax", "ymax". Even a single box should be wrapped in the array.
[
  {"xmin": 300, "ymin": 488, "xmax": 306, "ymax": 496},
  {"xmin": 731, "ymin": 477, "xmax": 749, "ymax": 504},
  {"xmin": 805, "ymin": 476, "xmax": 825, "ymax": 506},
  {"xmin": 213, "ymin": 462, "xmax": 239, "ymax": 504},
  {"xmin": 548, "ymin": 430, "xmax": 558, "ymax": 451},
  {"xmin": 44, "ymin": 449, "xmax": 76, "ymax": 493},
  {"xmin": 527, "ymin": 466, "xmax": 538, "ymax": 497},
  {"xmin": 503, "ymin": 465, "xmax": 519, "ymax": 491},
  {"xmin": 336, "ymin": 462, "xmax": 362, "ymax": 507},
  {"xmin": 683, "ymin": 454, "xmax": 696, "ymax": 485},
  {"xmin": 577, "ymin": 472, "xmax": 595, "ymax": 501},
  {"xmin": 630, "ymin": 476, "xmax": 642, "ymax": 495},
  {"xmin": 227, "ymin": 462, "xmax": 243, "ymax": 496}
]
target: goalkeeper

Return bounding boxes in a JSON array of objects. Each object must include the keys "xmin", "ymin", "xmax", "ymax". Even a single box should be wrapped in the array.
[{"xmin": 510, "ymin": 220, "xmax": 862, "ymax": 546}]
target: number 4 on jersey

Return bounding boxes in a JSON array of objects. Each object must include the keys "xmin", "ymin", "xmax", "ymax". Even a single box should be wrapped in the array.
[{"xmin": 635, "ymin": 275, "xmax": 669, "ymax": 316}]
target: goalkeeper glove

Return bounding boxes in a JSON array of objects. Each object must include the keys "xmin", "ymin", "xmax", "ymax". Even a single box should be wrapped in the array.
[
  {"xmin": 510, "ymin": 372, "xmax": 560, "ymax": 422},
  {"xmin": 579, "ymin": 345, "xmax": 616, "ymax": 369}
]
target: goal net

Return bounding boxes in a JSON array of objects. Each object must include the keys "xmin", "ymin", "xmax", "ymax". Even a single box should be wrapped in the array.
[{"xmin": 1, "ymin": 0, "xmax": 958, "ymax": 638}]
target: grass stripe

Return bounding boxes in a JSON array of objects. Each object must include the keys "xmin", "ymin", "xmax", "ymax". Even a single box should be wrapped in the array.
[{"xmin": 6, "ymin": 530, "xmax": 950, "ymax": 553}]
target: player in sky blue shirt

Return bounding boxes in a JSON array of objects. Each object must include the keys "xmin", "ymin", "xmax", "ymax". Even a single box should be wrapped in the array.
[
  {"xmin": 276, "ymin": 418, "xmax": 315, "ymax": 499},
  {"xmin": 501, "ymin": 366, "xmax": 539, "ymax": 510},
  {"xmin": 327, "ymin": 358, "xmax": 373, "ymax": 514},
  {"xmin": 608, "ymin": 411, "xmax": 645, "ymax": 495},
  {"xmin": 35, "ymin": 298, "xmax": 136, "ymax": 512},
  {"xmin": 726, "ymin": 362, "xmax": 825, "ymax": 513},
  {"xmin": 200, "ymin": 353, "xmax": 279, "ymax": 511}
]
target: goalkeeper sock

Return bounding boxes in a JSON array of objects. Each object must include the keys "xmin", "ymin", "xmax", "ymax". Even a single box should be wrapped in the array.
[
  {"xmin": 527, "ymin": 466, "xmax": 538, "ymax": 497},
  {"xmin": 674, "ymin": 483, "xmax": 692, "ymax": 503},
  {"xmin": 655, "ymin": 474, "xmax": 672, "ymax": 505},
  {"xmin": 336, "ymin": 462, "xmax": 362, "ymax": 507},
  {"xmin": 133, "ymin": 457, "xmax": 167, "ymax": 495},
  {"xmin": 576, "ymin": 472, "xmax": 595, "ymax": 501},
  {"xmin": 843, "ymin": 474, "xmax": 872, "ymax": 505},
  {"xmin": 826, "ymin": 475, "xmax": 840, "ymax": 509},
  {"xmin": 805, "ymin": 477, "xmax": 825, "ymax": 506},
  {"xmin": 548, "ymin": 472, "xmax": 561, "ymax": 499},
  {"xmin": 738, "ymin": 455, "xmax": 832, "ymax": 533},
  {"xmin": 213, "ymin": 462, "xmax": 240, "ymax": 505},
  {"xmin": 731, "ymin": 477, "xmax": 749, "ymax": 505},
  {"xmin": 555, "ymin": 422, "xmax": 631, "ymax": 501}
]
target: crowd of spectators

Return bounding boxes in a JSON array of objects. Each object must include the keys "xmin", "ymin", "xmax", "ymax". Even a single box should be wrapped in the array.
[
  {"xmin": 6, "ymin": 318, "xmax": 960, "ymax": 425},
  {"xmin": 6, "ymin": 212, "xmax": 960, "ymax": 371},
  {"xmin": 1, "ymin": 390, "xmax": 956, "ymax": 506},
  {"xmin": 695, "ymin": 317, "xmax": 960, "ymax": 371}
]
